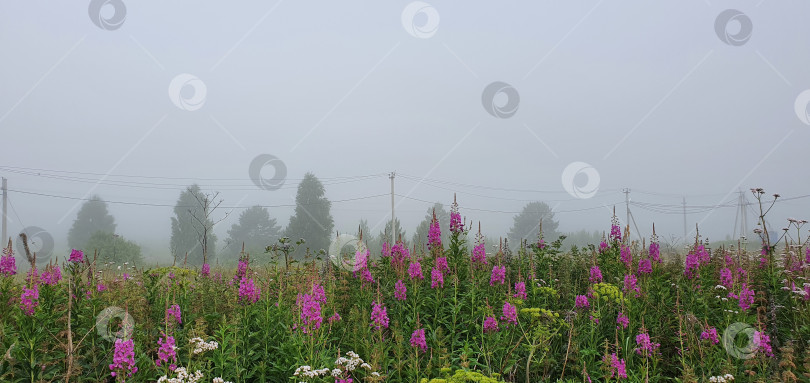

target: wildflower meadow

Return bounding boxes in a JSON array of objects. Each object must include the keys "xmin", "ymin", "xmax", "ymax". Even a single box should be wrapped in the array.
[{"xmin": 1, "ymin": 191, "xmax": 809, "ymax": 383}]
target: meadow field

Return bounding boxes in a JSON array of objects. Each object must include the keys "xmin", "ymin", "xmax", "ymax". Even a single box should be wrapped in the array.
[{"xmin": 1, "ymin": 200, "xmax": 808, "ymax": 383}]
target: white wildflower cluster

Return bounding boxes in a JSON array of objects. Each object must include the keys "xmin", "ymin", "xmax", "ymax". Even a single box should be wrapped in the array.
[
  {"xmin": 189, "ymin": 337, "xmax": 219, "ymax": 354},
  {"xmin": 708, "ymin": 374, "xmax": 734, "ymax": 382},
  {"xmin": 714, "ymin": 285, "xmax": 727, "ymax": 290},
  {"xmin": 156, "ymin": 367, "xmax": 204, "ymax": 383},
  {"xmin": 335, "ymin": 350, "xmax": 364, "ymax": 371},
  {"xmin": 293, "ymin": 365, "xmax": 330, "ymax": 378},
  {"xmin": 212, "ymin": 378, "xmax": 232, "ymax": 383}
]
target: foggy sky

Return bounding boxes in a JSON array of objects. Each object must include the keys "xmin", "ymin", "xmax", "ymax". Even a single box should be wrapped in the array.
[{"xmin": 2, "ymin": 1, "xmax": 809, "ymax": 259}]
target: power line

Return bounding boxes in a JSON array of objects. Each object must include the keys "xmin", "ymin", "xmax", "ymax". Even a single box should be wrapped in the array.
[
  {"xmin": 8, "ymin": 188, "xmax": 389, "ymax": 209},
  {"xmin": 396, "ymin": 194, "xmax": 622, "ymax": 215}
]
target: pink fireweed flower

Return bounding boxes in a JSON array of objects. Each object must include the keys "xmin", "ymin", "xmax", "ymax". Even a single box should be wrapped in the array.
[
  {"xmin": 537, "ymin": 238, "xmax": 546, "ymax": 249},
  {"xmin": 69, "ymin": 249, "xmax": 84, "ymax": 263},
  {"xmin": 728, "ymin": 283, "xmax": 755, "ymax": 311},
  {"xmin": 638, "ymin": 259, "xmax": 652, "ymax": 274},
  {"xmin": 616, "ymin": 312, "xmax": 629, "ymax": 329},
  {"xmin": 603, "ymin": 353, "xmax": 627, "ymax": 379},
  {"xmin": 0, "ymin": 248, "xmax": 16, "ymax": 276},
  {"xmin": 575, "ymin": 295, "xmax": 590, "ymax": 309},
  {"xmin": 394, "ymin": 279, "xmax": 407, "ymax": 301},
  {"xmin": 408, "ymin": 260, "xmax": 424, "ymax": 281},
  {"xmin": 471, "ymin": 242, "xmax": 487, "ymax": 265},
  {"xmin": 410, "ymin": 328, "xmax": 427, "ymax": 353},
  {"xmin": 589, "ymin": 266, "xmax": 603, "ymax": 283},
  {"xmin": 370, "ymin": 301, "xmax": 389, "ymax": 331},
  {"xmin": 155, "ymin": 333, "xmax": 177, "ymax": 371},
  {"xmin": 754, "ymin": 331, "xmax": 773, "ymax": 357},
  {"xmin": 490, "ymin": 265, "xmax": 506, "ymax": 286},
  {"xmin": 360, "ymin": 268, "xmax": 374, "ymax": 284},
  {"xmin": 20, "ymin": 285, "xmax": 39, "ymax": 316},
  {"xmin": 719, "ymin": 267, "xmax": 733, "ymax": 288},
  {"xmin": 435, "ymin": 256, "xmax": 449, "ymax": 274},
  {"xmin": 353, "ymin": 248, "xmax": 369, "ymax": 274},
  {"xmin": 623, "ymin": 274, "xmax": 640, "ymax": 297},
  {"xmin": 427, "ymin": 216, "xmax": 442, "ymax": 252},
  {"xmin": 431, "ymin": 267, "xmax": 444, "ymax": 289},
  {"xmin": 381, "ymin": 241, "xmax": 391, "ymax": 258},
  {"xmin": 513, "ymin": 281, "xmax": 527, "ymax": 300},
  {"xmin": 238, "ymin": 277, "xmax": 260, "ymax": 304},
  {"xmin": 328, "ymin": 312, "xmax": 341, "ymax": 324},
  {"xmin": 609, "ymin": 220, "xmax": 622, "ymax": 242},
  {"xmin": 390, "ymin": 242, "xmax": 410, "ymax": 269},
  {"xmin": 806, "ymin": 247, "xmax": 810, "ymax": 265},
  {"xmin": 649, "ymin": 241, "xmax": 661, "ymax": 263},
  {"xmin": 109, "ymin": 338, "xmax": 137, "ymax": 378},
  {"xmin": 684, "ymin": 250, "xmax": 700, "ymax": 279},
  {"xmin": 620, "ymin": 245, "xmax": 632, "ymax": 270},
  {"xmin": 166, "ymin": 304, "xmax": 182, "ymax": 325},
  {"xmin": 805, "ymin": 284, "xmax": 810, "ymax": 302},
  {"xmin": 483, "ymin": 316, "xmax": 499, "ymax": 333},
  {"xmin": 201, "ymin": 263, "xmax": 210, "ymax": 276},
  {"xmin": 40, "ymin": 264, "xmax": 62, "ymax": 286},
  {"xmin": 701, "ymin": 327, "xmax": 719, "ymax": 345},
  {"xmin": 599, "ymin": 241, "xmax": 609, "ymax": 254},
  {"xmin": 296, "ymin": 293, "xmax": 323, "ymax": 334},
  {"xmin": 501, "ymin": 302, "xmax": 517, "ymax": 327},
  {"xmin": 97, "ymin": 283, "xmax": 107, "ymax": 292},
  {"xmin": 311, "ymin": 283, "xmax": 327, "ymax": 304},
  {"xmin": 635, "ymin": 333, "xmax": 660, "ymax": 356}
]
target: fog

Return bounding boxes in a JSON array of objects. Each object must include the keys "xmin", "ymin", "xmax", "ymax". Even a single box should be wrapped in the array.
[{"xmin": 2, "ymin": 1, "xmax": 808, "ymax": 262}]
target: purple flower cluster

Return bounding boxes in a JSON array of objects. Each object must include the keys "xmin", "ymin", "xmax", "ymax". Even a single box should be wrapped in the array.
[
  {"xmin": 0, "ymin": 247, "xmax": 16, "ymax": 276},
  {"xmin": 410, "ymin": 328, "xmax": 427, "ymax": 353},
  {"xmin": 427, "ymin": 216, "xmax": 442, "ymax": 252},
  {"xmin": 370, "ymin": 301, "xmax": 389, "ymax": 331},
  {"xmin": 575, "ymin": 295, "xmax": 590, "ymax": 309},
  {"xmin": 609, "ymin": 222, "xmax": 622, "ymax": 242},
  {"xmin": 754, "ymin": 331, "xmax": 773, "ymax": 357},
  {"xmin": 471, "ymin": 242, "xmax": 487, "ymax": 265},
  {"xmin": 638, "ymin": 259, "xmax": 652, "ymax": 274},
  {"xmin": 20, "ymin": 285, "xmax": 39, "ymax": 316},
  {"xmin": 635, "ymin": 332, "xmax": 660, "ymax": 356},
  {"xmin": 201, "ymin": 263, "xmax": 210, "ymax": 277},
  {"xmin": 296, "ymin": 292, "xmax": 323, "ymax": 334},
  {"xmin": 394, "ymin": 279, "xmax": 407, "ymax": 301},
  {"xmin": 719, "ymin": 267, "xmax": 733, "ymax": 288},
  {"xmin": 69, "ymin": 249, "xmax": 84, "ymax": 263},
  {"xmin": 450, "ymin": 212, "xmax": 463, "ymax": 234},
  {"xmin": 109, "ymin": 338, "xmax": 137, "ymax": 378},
  {"xmin": 620, "ymin": 245, "xmax": 632, "ymax": 270},
  {"xmin": 238, "ymin": 277, "xmax": 260, "ymax": 304},
  {"xmin": 166, "ymin": 304, "xmax": 182, "ymax": 325},
  {"xmin": 623, "ymin": 274, "xmax": 640, "ymax": 297},
  {"xmin": 728, "ymin": 283, "xmax": 755, "ymax": 311},
  {"xmin": 390, "ymin": 242, "xmax": 410, "ymax": 269},
  {"xmin": 649, "ymin": 241, "xmax": 661, "ymax": 263},
  {"xmin": 513, "ymin": 282, "xmax": 527, "ymax": 300},
  {"xmin": 408, "ymin": 260, "xmax": 424, "ymax": 281},
  {"xmin": 589, "ymin": 266, "xmax": 603, "ymax": 283},
  {"xmin": 40, "ymin": 265, "xmax": 62, "ymax": 286},
  {"xmin": 431, "ymin": 267, "xmax": 444, "ymax": 289},
  {"xmin": 598, "ymin": 241, "xmax": 609, "ymax": 254},
  {"xmin": 501, "ymin": 302, "xmax": 517, "ymax": 327},
  {"xmin": 616, "ymin": 312, "xmax": 629, "ymax": 329},
  {"xmin": 701, "ymin": 327, "xmax": 719, "ymax": 344},
  {"xmin": 155, "ymin": 333, "xmax": 177, "ymax": 371},
  {"xmin": 490, "ymin": 265, "xmax": 505, "ymax": 286},
  {"xmin": 483, "ymin": 316, "xmax": 499, "ymax": 333},
  {"xmin": 603, "ymin": 353, "xmax": 627, "ymax": 379},
  {"xmin": 435, "ymin": 256, "xmax": 449, "ymax": 274}
]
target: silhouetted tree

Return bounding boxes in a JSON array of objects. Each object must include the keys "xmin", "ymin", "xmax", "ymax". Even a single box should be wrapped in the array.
[
  {"xmin": 507, "ymin": 202, "xmax": 560, "ymax": 248},
  {"xmin": 225, "ymin": 205, "xmax": 282, "ymax": 260},
  {"xmin": 68, "ymin": 196, "xmax": 116, "ymax": 250},
  {"xmin": 285, "ymin": 173, "xmax": 334, "ymax": 259},
  {"xmin": 170, "ymin": 185, "xmax": 222, "ymax": 265},
  {"xmin": 85, "ymin": 232, "xmax": 142, "ymax": 265}
]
